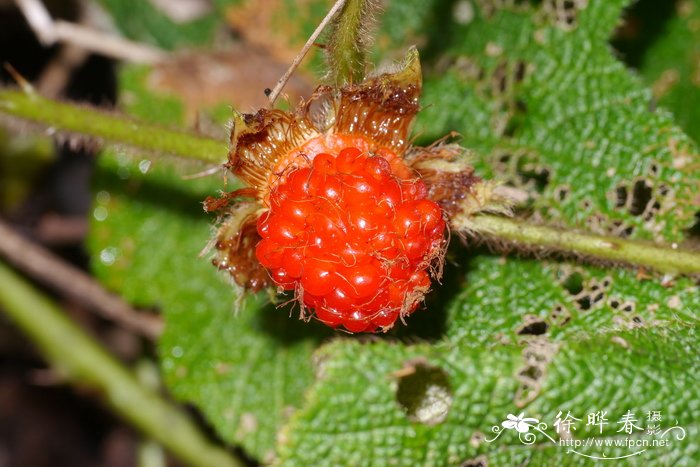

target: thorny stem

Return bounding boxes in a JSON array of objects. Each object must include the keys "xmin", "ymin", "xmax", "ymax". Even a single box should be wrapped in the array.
[
  {"xmin": 327, "ymin": 0, "xmax": 372, "ymax": 85},
  {"xmin": 460, "ymin": 214, "xmax": 700, "ymax": 275},
  {"xmin": 0, "ymin": 89, "xmax": 227, "ymax": 164},
  {"xmin": 1, "ymin": 89, "xmax": 699, "ymax": 275},
  {"xmin": 0, "ymin": 262, "xmax": 243, "ymax": 467},
  {"xmin": 268, "ymin": 0, "xmax": 347, "ymax": 105}
]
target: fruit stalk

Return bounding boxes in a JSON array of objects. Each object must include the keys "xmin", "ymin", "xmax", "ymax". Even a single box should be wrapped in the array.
[
  {"xmin": 461, "ymin": 214, "xmax": 700, "ymax": 275},
  {"xmin": 326, "ymin": 0, "xmax": 377, "ymax": 85},
  {"xmin": 0, "ymin": 89, "xmax": 226, "ymax": 163}
]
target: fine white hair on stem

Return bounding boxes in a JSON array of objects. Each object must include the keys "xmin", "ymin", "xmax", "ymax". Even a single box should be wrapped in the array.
[{"xmin": 325, "ymin": 0, "xmax": 380, "ymax": 83}]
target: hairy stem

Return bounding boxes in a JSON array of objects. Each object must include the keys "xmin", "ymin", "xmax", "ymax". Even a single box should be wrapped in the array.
[
  {"xmin": 0, "ymin": 89, "xmax": 227, "ymax": 164},
  {"xmin": 460, "ymin": 214, "xmax": 700, "ymax": 275},
  {"xmin": 2, "ymin": 90, "xmax": 698, "ymax": 275},
  {"xmin": 0, "ymin": 262, "xmax": 242, "ymax": 467},
  {"xmin": 327, "ymin": 0, "xmax": 373, "ymax": 85}
]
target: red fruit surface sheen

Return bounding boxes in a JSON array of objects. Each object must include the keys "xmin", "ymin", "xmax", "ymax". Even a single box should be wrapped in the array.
[{"xmin": 256, "ymin": 145, "xmax": 446, "ymax": 332}]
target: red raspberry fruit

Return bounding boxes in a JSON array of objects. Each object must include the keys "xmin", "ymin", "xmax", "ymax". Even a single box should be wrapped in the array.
[{"xmin": 255, "ymin": 146, "xmax": 446, "ymax": 333}]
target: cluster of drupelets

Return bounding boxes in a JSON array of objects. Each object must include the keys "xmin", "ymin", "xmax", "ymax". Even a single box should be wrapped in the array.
[{"xmin": 255, "ymin": 146, "xmax": 446, "ymax": 332}]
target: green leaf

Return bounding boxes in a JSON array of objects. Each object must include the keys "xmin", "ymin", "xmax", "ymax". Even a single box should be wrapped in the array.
[
  {"xmin": 118, "ymin": 65, "xmax": 185, "ymax": 126},
  {"xmin": 445, "ymin": 256, "xmax": 699, "ymax": 347},
  {"xmin": 89, "ymin": 151, "xmax": 328, "ymax": 460},
  {"xmin": 97, "ymin": 0, "xmax": 220, "ymax": 49},
  {"xmin": 278, "ymin": 323, "xmax": 698, "ymax": 465},
  {"xmin": 275, "ymin": 1, "xmax": 700, "ymax": 464},
  {"xmin": 411, "ymin": 0, "xmax": 700, "ymax": 242},
  {"xmin": 277, "ymin": 339, "xmax": 521, "ymax": 465}
]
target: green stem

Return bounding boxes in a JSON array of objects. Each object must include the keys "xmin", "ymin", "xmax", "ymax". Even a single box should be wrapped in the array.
[
  {"xmin": 2, "ymin": 89, "xmax": 699, "ymax": 275},
  {"xmin": 0, "ymin": 262, "xmax": 242, "ymax": 467},
  {"xmin": 461, "ymin": 214, "xmax": 700, "ymax": 275},
  {"xmin": 0, "ymin": 89, "xmax": 227, "ymax": 164},
  {"xmin": 327, "ymin": 0, "xmax": 371, "ymax": 85}
]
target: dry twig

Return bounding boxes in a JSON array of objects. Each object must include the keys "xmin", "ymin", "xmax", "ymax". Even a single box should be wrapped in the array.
[
  {"xmin": 0, "ymin": 219, "xmax": 162, "ymax": 339},
  {"xmin": 13, "ymin": 0, "xmax": 166, "ymax": 63},
  {"xmin": 267, "ymin": 0, "xmax": 346, "ymax": 105}
]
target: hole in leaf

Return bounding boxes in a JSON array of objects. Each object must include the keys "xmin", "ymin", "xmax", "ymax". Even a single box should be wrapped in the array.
[
  {"xmin": 514, "ymin": 60, "xmax": 527, "ymax": 83},
  {"xmin": 576, "ymin": 294, "xmax": 591, "ymax": 311},
  {"xmin": 491, "ymin": 62, "xmax": 509, "ymax": 95},
  {"xmin": 515, "ymin": 380, "xmax": 539, "ymax": 407},
  {"xmin": 498, "ymin": 153, "xmax": 512, "ymax": 164},
  {"xmin": 544, "ymin": 0, "xmax": 586, "ymax": 30},
  {"xmin": 561, "ymin": 0, "xmax": 577, "ymax": 25},
  {"xmin": 688, "ymin": 212, "xmax": 700, "ymax": 238},
  {"xmin": 591, "ymin": 292, "xmax": 605, "ymax": 306},
  {"xmin": 555, "ymin": 185, "xmax": 570, "ymax": 202},
  {"xmin": 550, "ymin": 305, "xmax": 571, "ymax": 326},
  {"xmin": 561, "ymin": 271, "xmax": 584, "ymax": 295},
  {"xmin": 519, "ymin": 364, "xmax": 543, "ymax": 381},
  {"xmin": 648, "ymin": 162, "xmax": 660, "ymax": 177},
  {"xmin": 516, "ymin": 159, "xmax": 550, "ymax": 193},
  {"xmin": 611, "ymin": 220, "xmax": 634, "ymax": 238},
  {"xmin": 643, "ymin": 199, "xmax": 662, "ymax": 221},
  {"xmin": 515, "ymin": 339, "xmax": 557, "ymax": 406},
  {"xmin": 614, "ymin": 185, "xmax": 628, "ymax": 208},
  {"xmin": 478, "ymin": 0, "xmax": 541, "ymax": 18},
  {"xmin": 461, "ymin": 455, "xmax": 488, "ymax": 467},
  {"xmin": 629, "ymin": 179, "xmax": 653, "ymax": 216},
  {"xmin": 531, "ymin": 167, "xmax": 550, "ymax": 192},
  {"xmin": 504, "ymin": 99, "xmax": 529, "ymax": 137},
  {"xmin": 396, "ymin": 361, "xmax": 453, "ymax": 426},
  {"xmin": 517, "ymin": 319, "xmax": 549, "ymax": 335}
]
